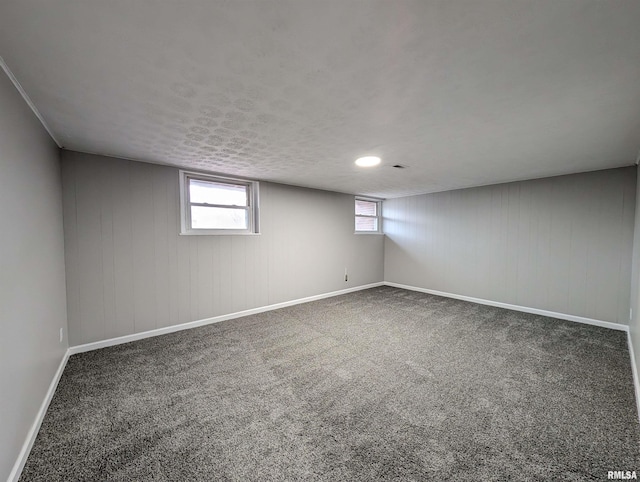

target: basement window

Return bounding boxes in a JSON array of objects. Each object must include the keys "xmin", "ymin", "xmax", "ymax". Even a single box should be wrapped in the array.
[
  {"xmin": 355, "ymin": 198, "xmax": 381, "ymax": 233},
  {"xmin": 179, "ymin": 170, "xmax": 259, "ymax": 235}
]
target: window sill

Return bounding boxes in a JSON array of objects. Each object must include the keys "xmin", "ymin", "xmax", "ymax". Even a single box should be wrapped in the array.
[
  {"xmin": 180, "ymin": 231, "xmax": 262, "ymax": 236},
  {"xmin": 354, "ymin": 232, "xmax": 385, "ymax": 235}
]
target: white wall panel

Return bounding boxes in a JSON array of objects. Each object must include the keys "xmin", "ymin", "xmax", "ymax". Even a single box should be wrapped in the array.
[
  {"xmin": 0, "ymin": 69, "xmax": 68, "ymax": 480},
  {"xmin": 110, "ymin": 159, "xmax": 135, "ymax": 338},
  {"xmin": 384, "ymin": 168, "xmax": 636, "ymax": 324},
  {"xmin": 628, "ymin": 168, "xmax": 640, "ymax": 403},
  {"xmin": 62, "ymin": 151, "xmax": 384, "ymax": 346}
]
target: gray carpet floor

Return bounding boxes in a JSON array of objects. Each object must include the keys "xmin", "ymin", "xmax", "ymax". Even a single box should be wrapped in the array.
[{"xmin": 20, "ymin": 286, "xmax": 640, "ymax": 481}]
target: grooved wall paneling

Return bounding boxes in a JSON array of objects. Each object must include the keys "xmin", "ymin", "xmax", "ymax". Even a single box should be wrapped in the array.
[
  {"xmin": 629, "ymin": 167, "xmax": 640, "ymax": 390},
  {"xmin": 61, "ymin": 151, "xmax": 384, "ymax": 346},
  {"xmin": 0, "ymin": 68, "xmax": 68, "ymax": 480},
  {"xmin": 384, "ymin": 167, "xmax": 636, "ymax": 324}
]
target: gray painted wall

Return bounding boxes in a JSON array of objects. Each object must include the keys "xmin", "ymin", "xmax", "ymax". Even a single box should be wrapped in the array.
[
  {"xmin": 629, "ymin": 167, "xmax": 640, "ymax": 395},
  {"xmin": 384, "ymin": 167, "xmax": 636, "ymax": 325},
  {"xmin": 61, "ymin": 151, "xmax": 384, "ymax": 346},
  {"xmin": 0, "ymin": 70, "xmax": 68, "ymax": 479}
]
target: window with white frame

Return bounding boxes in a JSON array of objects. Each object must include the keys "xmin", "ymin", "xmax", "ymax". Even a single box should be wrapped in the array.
[
  {"xmin": 355, "ymin": 198, "xmax": 381, "ymax": 233},
  {"xmin": 179, "ymin": 171, "xmax": 259, "ymax": 235}
]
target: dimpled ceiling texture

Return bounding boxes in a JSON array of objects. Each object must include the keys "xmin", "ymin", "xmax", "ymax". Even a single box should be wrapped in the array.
[{"xmin": 1, "ymin": 1, "xmax": 640, "ymax": 198}]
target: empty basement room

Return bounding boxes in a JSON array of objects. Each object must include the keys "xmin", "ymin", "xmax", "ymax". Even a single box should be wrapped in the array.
[{"xmin": 2, "ymin": 1, "xmax": 640, "ymax": 481}]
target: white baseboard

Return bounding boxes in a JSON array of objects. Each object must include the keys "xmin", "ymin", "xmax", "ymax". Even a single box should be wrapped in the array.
[
  {"xmin": 12, "ymin": 279, "xmax": 638, "ymax": 482},
  {"xmin": 384, "ymin": 281, "xmax": 639, "ymax": 421},
  {"xmin": 8, "ymin": 349, "xmax": 70, "ymax": 482},
  {"xmin": 627, "ymin": 330, "xmax": 640, "ymax": 423},
  {"xmin": 69, "ymin": 282, "xmax": 384, "ymax": 355},
  {"xmin": 383, "ymin": 282, "xmax": 629, "ymax": 332},
  {"xmin": 11, "ymin": 282, "xmax": 384, "ymax": 481}
]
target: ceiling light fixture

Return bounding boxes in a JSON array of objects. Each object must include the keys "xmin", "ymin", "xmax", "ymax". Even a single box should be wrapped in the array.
[{"xmin": 355, "ymin": 156, "xmax": 381, "ymax": 167}]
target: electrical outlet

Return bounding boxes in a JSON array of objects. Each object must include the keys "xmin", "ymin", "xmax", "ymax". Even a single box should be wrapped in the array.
[{"xmin": 59, "ymin": 328, "xmax": 64, "ymax": 343}]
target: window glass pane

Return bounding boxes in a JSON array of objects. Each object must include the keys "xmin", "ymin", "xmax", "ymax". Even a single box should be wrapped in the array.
[
  {"xmin": 191, "ymin": 206, "xmax": 248, "ymax": 230},
  {"xmin": 355, "ymin": 216, "xmax": 378, "ymax": 232},
  {"xmin": 190, "ymin": 179, "xmax": 247, "ymax": 206},
  {"xmin": 355, "ymin": 199, "xmax": 377, "ymax": 216}
]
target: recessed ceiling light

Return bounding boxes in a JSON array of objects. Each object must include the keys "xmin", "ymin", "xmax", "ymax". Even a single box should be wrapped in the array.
[{"xmin": 355, "ymin": 156, "xmax": 381, "ymax": 167}]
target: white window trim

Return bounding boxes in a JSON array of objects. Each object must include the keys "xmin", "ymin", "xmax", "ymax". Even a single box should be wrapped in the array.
[
  {"xmin": 179, "ymin": 170, "xmax": 260, "ymax": 235},
  {"xmin": 355, "ymin": 197, "xmax": 383, "ymax": 234}
]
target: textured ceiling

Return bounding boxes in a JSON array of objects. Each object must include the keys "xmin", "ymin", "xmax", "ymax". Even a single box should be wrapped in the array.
[{"xmin": 1, "ymin": 1, "xmax": 640, "ymax": 198}]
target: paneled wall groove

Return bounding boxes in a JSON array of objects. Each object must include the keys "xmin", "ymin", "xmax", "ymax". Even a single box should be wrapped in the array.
[
  {"xmin": 62, "ymin": 151, "xmax": 384, "ymax": 346},
  {"xmin": 1, "ymin": 67, "xmax": 68, "ymax": 481},
  {"xmin": 384, "ymin": 167, "xmax": 636, "ymax": 325}
]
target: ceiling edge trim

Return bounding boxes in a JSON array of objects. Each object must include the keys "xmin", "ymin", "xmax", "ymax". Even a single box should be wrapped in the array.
[{"xmin": 0, "ymin": 56, "xmax": 61, "ymax": 148}]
